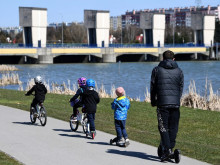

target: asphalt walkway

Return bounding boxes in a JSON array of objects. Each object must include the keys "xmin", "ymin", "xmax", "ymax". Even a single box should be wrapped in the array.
[{"xmin": 0, "ymin": 105, "xmax": 210, "ymax": 165}]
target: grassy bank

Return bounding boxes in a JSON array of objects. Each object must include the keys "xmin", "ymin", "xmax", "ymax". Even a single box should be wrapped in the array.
[
  {"xmin": 0, "ymin": 151, "xmax": 22, "ymax": 165},
  {"xmin": 0, "ymin": 89, "xmax": 219, "ymax": 164}
]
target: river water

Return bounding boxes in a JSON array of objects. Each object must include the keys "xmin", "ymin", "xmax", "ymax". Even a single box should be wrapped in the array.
[{"xmin": 1, "ymin": 61, "xmax": 220, "ymax": 100}]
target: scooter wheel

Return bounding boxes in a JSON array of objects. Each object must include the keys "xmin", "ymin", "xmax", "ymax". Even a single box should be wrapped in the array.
[
  {"xmin": 92, "ymin": 133, "xmax": 95, "ymax": 139},
  {"xmin": 174, "ymin": 149, "xmax": 181, "ymax": 163},
  {"xmin": 110, "ymin": 139, "xmax": 113, "ymax": 145}
]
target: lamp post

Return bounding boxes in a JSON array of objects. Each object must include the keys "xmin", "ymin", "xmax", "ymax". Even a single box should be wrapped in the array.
[
  {"xmin": 62, "ymin": 22, "xmax": 63, "ymax": 47},
  {"xmin": 172, "ymin": 13, "xmax": 175, "ymax": 47},
  {"xmin": 121, "ymin": 27, "xmax": 123, "ymax": 45},
  {"xmin": 60, "ymin": 13, "xmax": 64, "ymax": 47}
]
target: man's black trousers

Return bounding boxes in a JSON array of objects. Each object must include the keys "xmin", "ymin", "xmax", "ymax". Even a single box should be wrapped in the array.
[{"xmin": 157, "ymin": 106, "xmax": 180, "ymax": 150}]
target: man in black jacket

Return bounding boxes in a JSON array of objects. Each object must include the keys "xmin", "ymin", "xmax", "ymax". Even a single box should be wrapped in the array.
[
  {"xmin": 25, "ymin": 76, "xmax": 47, "ymax": 114},
  {"xmin": 150, "ymin": 50, "xmax": 184, "ymax": 161}
]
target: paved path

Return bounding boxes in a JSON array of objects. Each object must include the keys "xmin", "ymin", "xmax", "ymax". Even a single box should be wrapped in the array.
[{"xmin": 0, "ymin": 105, "xmax": 210, "ymax": 165}]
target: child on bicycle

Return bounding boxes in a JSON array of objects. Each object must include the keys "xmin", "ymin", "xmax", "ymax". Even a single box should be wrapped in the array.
[
  {"xmin": 69, "ymin": 77, "xmax": 87, "ymax": 120},
  {"xmin": 111, "ymin": 87, "xmax": 130, "ymax": 147},
  {"xmin": 25, "ymin": 76, "xmax": 47, "ymax": 115},
  {"xmin": 81, "ymin": 79, "xmax": 100, "ymax": 135}
]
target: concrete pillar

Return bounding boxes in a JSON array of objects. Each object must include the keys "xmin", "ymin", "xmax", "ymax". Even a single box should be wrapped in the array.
[
  {"xmin": 102, "ymin": 53, "xmax": 116, "ymax": 63},
  {"xmin": 37, "ymin": 48, "xmax": 53, "ymax": 64},
  {"xmin": 102, "ymin": 48, "xmax": 116, "ymax": 62},
  {"xmin": 38, "ymin": 55, "xmax": 53, "ymax": 64},
  {"xmin": 194, "ymin": 53, "xmax": 198, "ymax": 60},
  {"xmin": 144, "ymin": 54, "xmax": 148, "ymax": 61},
  {"xmin": 159, "ymin": 54, "xmax": 163, "ymax": 61},
  {"xmin": 194, "ymin": 31, "xmax": 197, "ymax": 45}
]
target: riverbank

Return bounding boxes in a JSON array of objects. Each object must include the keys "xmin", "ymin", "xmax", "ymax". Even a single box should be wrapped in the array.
[{"xmin": 0, "ymin": 89, "xmax": 219, "ymax": 164}]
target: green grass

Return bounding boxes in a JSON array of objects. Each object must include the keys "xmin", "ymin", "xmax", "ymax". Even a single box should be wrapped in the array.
[
  {"xmin": 0, "ymin": 151, "xmax": 22, "ymax": 165},
  {"xmin": 0, "ymin": 88, "xmax": 220, "ymax": 164}
]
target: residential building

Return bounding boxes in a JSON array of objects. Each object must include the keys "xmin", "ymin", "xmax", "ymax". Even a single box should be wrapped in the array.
[
  {"xmin": 110, "ymin": 16, "xmax": 122, "ymax": 31},
  {"xmin": 122, "ymin": 10, "xmax": 141, "ymax": 28},
  {"xmin": 121, "ymin": 5, "xmax": 220, "ymax": 28},
  {"xmin": 0, "ymin": 27, "xmax": 22, "ymax": 34}
]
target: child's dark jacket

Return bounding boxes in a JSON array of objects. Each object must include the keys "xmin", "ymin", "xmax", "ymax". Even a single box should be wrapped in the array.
[{"xmin": 82, "ymin": 89, "xmax": 100, "ymax": 113}]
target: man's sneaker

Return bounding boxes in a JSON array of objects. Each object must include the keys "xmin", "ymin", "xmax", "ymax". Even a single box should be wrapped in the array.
[{"xmin": 125, "ymin": 138, "xmax": 130, "ymax": 147}]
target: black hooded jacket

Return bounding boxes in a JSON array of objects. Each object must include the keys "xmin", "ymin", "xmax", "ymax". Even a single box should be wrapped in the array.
[
  {"xmin": 82, "ymin": 89, "xmax": 100, "ymax": 113},
  {"xmin": 26, "ymin": 83, "xmax": 47, "ymax": 102},
  {"xmin": 150, "ymin": 59, "xmax": 184, "ymax": 107}
]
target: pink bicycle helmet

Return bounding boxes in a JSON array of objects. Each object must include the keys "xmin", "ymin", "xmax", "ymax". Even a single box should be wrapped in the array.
[
  {"xmin": 77, "ymin": 77, "xmax": 86, "ymax": 87},
  {"xmin": 115, "ymin": 87, "xmax": 125, "ymax": 97}
]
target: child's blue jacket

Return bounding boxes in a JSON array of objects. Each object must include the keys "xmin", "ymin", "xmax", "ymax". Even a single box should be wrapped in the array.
[{"xmin": 111, "ymin": 96, "xmax": 130, "ymax": 120}]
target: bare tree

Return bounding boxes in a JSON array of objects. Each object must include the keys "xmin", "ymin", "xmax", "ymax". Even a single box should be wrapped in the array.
[
  {"xmin": 123, "ymin": 25, "xmax": 142, "ymax": 43},
  {"xmin": 67, "ymin": 23, "xmax": 87, "ymax": 43}
]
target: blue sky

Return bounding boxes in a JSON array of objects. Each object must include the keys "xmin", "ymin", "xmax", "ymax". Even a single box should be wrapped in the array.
[{"xmin": 0, "ymin": 0, "xmax": 219, "ymax": 27}]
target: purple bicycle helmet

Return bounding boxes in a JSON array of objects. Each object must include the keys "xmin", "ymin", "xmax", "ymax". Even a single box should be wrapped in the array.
[{"xmin": 77, "ymin": 77, "xmax": 86, "ymax": 87}]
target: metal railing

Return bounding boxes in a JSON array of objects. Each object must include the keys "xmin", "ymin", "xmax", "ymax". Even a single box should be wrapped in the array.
[{"xmin": 0, "ymin": 43, "xmax": 213, "ymax": 48}]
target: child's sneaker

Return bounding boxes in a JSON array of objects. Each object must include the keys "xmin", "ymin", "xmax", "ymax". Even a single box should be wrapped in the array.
[
  {"xmin": 73, "ymin": 116, "xmax": 77, "ymax": 121},
  {"xmin": 125, "ymin": 138, "xmax": 130, "ymax": 147}
]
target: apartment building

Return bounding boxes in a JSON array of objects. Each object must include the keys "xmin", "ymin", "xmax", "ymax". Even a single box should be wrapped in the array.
[
  {"xmin": 110, "ymin": 16, "xmax": 122, "ymax": 31},
  {"xmin": 121, "ymin": 5, "xmax": 220, "ymax": 28}
]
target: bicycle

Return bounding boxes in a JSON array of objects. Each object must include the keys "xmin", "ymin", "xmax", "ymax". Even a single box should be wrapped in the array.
[
  {"xmin": 30, "ymin": 103, "xmax": 47, "ymax": 126},
  {"xmin": 26, "ymin": 94, "xmax": 47, "ymax": 126},
  {"xmin": 70, "ymin": 111, "xmax": 96, "ymax": 139},
  {"xmin": 69, "ymin": 108, "xmax": 89, "ymax": 133},
  {"xmin": 69, "ymin": 101, "xmax": 95, "ymax": 139}
]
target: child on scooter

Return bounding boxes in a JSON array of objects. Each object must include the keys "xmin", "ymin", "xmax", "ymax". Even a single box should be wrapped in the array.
[{"xmin": 110, "ymin": 87, "xmax": 130, "ymax": 147}]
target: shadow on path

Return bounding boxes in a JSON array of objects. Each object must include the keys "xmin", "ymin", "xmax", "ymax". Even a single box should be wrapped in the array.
[
  {"xmin": 12, "ymin": 121, "xmax": 40, "ymax": 126},
  {"xmin": 106, "ymin": 149, "xmax": 160, "ymax": 162},
  {"xmin": 59, "ymin": 133, "xmax": 86, "ymax": 139},
  {"xmin": 87, "ymin": 141, "xmax": 110, "ymax": 146},
  {"xmin": 53, "ymin": 129, "xmax": 72, "ymax": 133},
  {"xmin": 53, "ymin": 128, "xmax": 82, "ymax": 134}
]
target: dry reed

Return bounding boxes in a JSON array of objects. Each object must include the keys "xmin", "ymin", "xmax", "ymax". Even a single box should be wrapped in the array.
[
  {"xmin": 143, "ymin": 79, "xmax": 220, "ymax": 112},
  {"xmin": 0, "ymin": 73, "xmax": 22, "ymax": 86},
  {"xmin": 20, "ymin": 78, "xmax": 141, "ymax": 101},
  {"xmin": 0, "ymin": 65, "xmax": 18, "ymax": 71},
  {"xmin": 181, "ymin": 80, "xmax": 220, "ymax": 111},
  {"xmin": 16, "ymin": 76, "xmax": 220, "ymax": 111}
]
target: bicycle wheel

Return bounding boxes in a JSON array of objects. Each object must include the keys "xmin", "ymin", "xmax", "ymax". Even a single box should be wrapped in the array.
[
  {"xmin": 82, "ymin": 117, "xmax": 88, "ymax": 133},
  {"xmin": 70, "ymin": 114, "xmax": 79, "ymax": 131},
  {"xmin": 39, "ymin": 107, "xmax": 47, "ymax": 126},
  {"xmin": 30, "ymin": 107, "xmax": 36, "ymax": 124}
]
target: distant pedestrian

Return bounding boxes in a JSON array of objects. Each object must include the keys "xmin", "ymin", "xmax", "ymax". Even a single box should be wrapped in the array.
[
  {"xmin": 150, "ymin": 50, "xmax": 184, "ymax": 162},
  {"xmin": 110, "ymin": 87, "xmax": 130, "ymax": 147}
]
